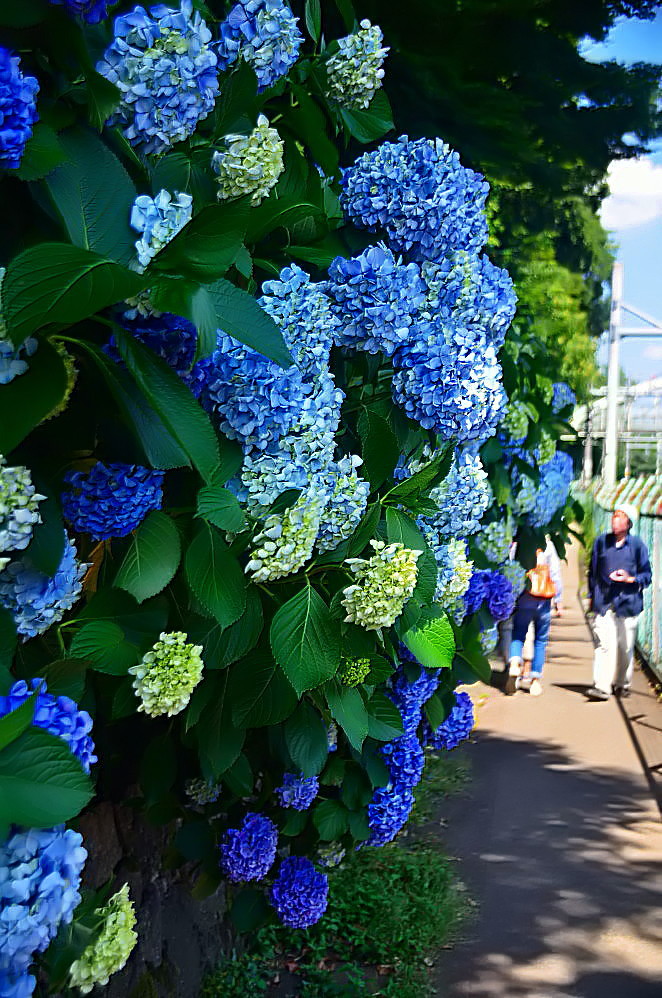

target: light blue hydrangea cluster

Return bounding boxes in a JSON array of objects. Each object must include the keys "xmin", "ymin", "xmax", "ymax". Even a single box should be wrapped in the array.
[
  {"xmin": 501, "ymin": 559, "xmax": 527, "ymax": 598},
  {"xmin": 366, "ymin": 784, "xmax": 415, "ymax": 847},
  {"xmin": 212, "ymin": 114, "xmax": 284, "ymax": 204},
  {"xmin": 0, "ymin": 460, "xmax": 44, "ymax": 554},
  {"xmin": 0, "ymin": 48, "xmax": 39, "ymax": 170},
  {"xmin": 0, "ymin": 825, "xmax": 87, "ymax": 998},
  {"xmin": 275, "ymin": 773, "xmax": 319, "ymax": 811},
  {"xmin": 49, "ymin": 0, "xmax": 109, "ymax": 23},
  {"xmin": 427, "ymin": 449, "xmax": 491, "ymax": 538},
  {"xmin": 528, "ymin": 451, "xmax": 574, "ymax": 528},
  {"xmin": 424, "ymin": 536, "xmax": 473, "ymax": 608},
  {"xmin": 426, "ymin": 690, "xmax": 474, "ymax": 751},
  {"xmin": 325, "ymin": 19, "xmax": 389, "ymax": 110},
  {"xmin": 380, "ymin": 732, "xmax": 424, "ymax": 790},
  {"xmin": 220, "ymin": 812, "xmax": 278, "ymax": 882},
  {"xmin": 62, "ymin": 463, "xmax": 164, "ymax": 540},
  {"xmin": 0, "ymin": 536, "xmax": 85, "ymax": 640},
  {"xmin": 259, "ymin": 264, "xmax": 340, "ymax": 376},
  {"xmin": 326, "ymin": 244, "xmax": 426, "ymax": 357},
  {"xmin": 130, "ymin": 190, "xmax": 193, "ymax": 270},
  {"xmin": 476, "ymin": 518, "xmax": 512, "ymax": 566},
  {"xmin": 269, "ymin": 856, "xmax": 328, "ymax": 929},
  {"xmin": 97, "ymin": 0, "xmax": 219, "ymax": 156},
  {"xmin": 0, "ymin": 679, "xmax": 96, "ymax": 773},
  {"xmin": 216, "ymin": 0, "xmax": 303, "ymax": 92},
  {"xmin": 340, "ymin": 135, "xmax": 489, "ymax": 262},
  {"xmin": 551, "ymin": 382, "xmax": 576, "ymax": 414},
  {"xmin": 464, "ymin": 569, "xmax": 515, "ymax": 622},
  {"xmin": 315, "ymin": 456, "xmax": 370, "ymax": 554}
]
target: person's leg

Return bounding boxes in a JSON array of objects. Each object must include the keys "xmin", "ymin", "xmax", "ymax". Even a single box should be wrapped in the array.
[
  {"xmin": 592, "ymin": 609, "xmax": 617, "ymax": 696},
  {"xmin": 614, "ymin": 615, "xmax": 639, "ymax": 692},
  {"xmin": 528, "ymin": 601, "xmax": 552, "ymax": 696},
  {"xmin": 507, "ymin": 603, "xmax": 535, "ymax": 692}
]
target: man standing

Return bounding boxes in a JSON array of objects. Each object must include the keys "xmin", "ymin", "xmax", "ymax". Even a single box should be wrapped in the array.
[{"xmin": 586, "ymin": 503, "xmax": 652, "ymax": 701}]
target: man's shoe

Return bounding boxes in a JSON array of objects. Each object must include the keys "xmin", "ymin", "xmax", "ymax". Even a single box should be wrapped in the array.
[
  {"xmin": 613, "ymin": 686, "xmax": 631, "ymax": 699},
  {"xmin": 585, "ymin": 686, "xmax": 610, "ymax": 701},
  {"xmin": 529, "ymin": 678, "xmax": 543, "ymax": 697}
]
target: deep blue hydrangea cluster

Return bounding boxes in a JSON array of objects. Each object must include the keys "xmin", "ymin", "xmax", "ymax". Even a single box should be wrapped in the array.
[
  {"xmin": 130, "ymin": 190, "xmax": 193, "ymax": 270},
  {"xmin": 427, "ymin": 690, "xmax": 474, "ymax": 751},
  {"xmin": 62, "ymin": 463, "xmax": 164, "ymax": 540},
  {"xmin": 49, "ymin": 0, "xmax": 109, "ymax": 23},
  {"xmin": 0, "ymin": 48, "xmax": 39, "ymax": 170},
  {"xmin": 551, "ymin": 382, "xmax": 576, "ymax": 414},
  {"xmin": 0, "ymin": 536, "xmax": 85, "ymax": 640},
  {"xmin": 388, "ymin": 657, "xmax": 440, "ymax": 734},
  {"xmin": 528, "ymin": 451, "xmax": 574, "ymax": 528},
  {"xmin": 464, "ymin": 569, "xmax": 515, "ymax": 621},
  {"xmin": 380, "ymin": 732, "xmax": 424, "ymax": 789},
  {"xmin": 326, "ymin": 245, "xmax": 426, "ymax": 356},
  {"xmin": 366, "ymin": 784, "xmax": 415, "ymax": 847},
  {"xmin": 0, "ymin": 825, "xmax": 87, "ymax": 998},
  {"xmin": 97, "ymin": 0, "xmax": 219, "ymax": 156},
  {"xmin": 220, "ymin": 812, "xmax": 278, "ymax": 882},
  {"xmin": 0, "ymin": 679, "xmax": 96, "ymax": 773},
  {"xmin": 275, "ymin": 773, "xmax": 319, "ymax": 811},
  {"xmin": 216, "ymin": 0, "xmax": 303, "ymax": 92},
  {"xmin": 269, "ymin": 856, "xmax": 328, "ymax": 928},
  {"xmin": 107, "ymin": 312, "xmax": 199, "ymax": 388}
]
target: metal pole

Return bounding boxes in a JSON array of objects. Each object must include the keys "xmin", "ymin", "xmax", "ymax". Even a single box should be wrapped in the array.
[{"xmin": 603, "ymin": 262, "xmax": 623, "ymax": 487}]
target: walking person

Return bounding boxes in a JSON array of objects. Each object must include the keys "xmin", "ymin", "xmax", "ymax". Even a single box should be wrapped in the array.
[
  {"xmin": 506, "ymin": 537, "xmax": 563, "ymax": 697},
  {"xmin": 586, "ymin": 504, "xmax": 652, "ymax": 701}
]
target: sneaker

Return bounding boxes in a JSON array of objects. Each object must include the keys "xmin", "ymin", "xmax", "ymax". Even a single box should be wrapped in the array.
[
  {"xmin": 529, "ymin": 678, "xmax": 543, "ymax": 697},
  {"xmin": 613, "ymin": 686, "xmax": 631, "ymax": 699},
  {"xmin": 505, "ymin": 658, "xmax": 522, "ymax": 696},
  {"xmin": 585, "ymin": 686, "xmax": 610, "ymax": 701}
]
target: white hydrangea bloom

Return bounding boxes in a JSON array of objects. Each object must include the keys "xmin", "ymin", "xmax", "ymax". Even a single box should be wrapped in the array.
[
  {"xmin": 0, "ymin": 457, "xmax": 45, "ymax": 554},
  {"xmin": 212, "ymin": 114, "xmax": 284, "ymax": 204},
  {"xmin": 129, "ymin": 631, "xmax": 203, "ymax": 717},
  {"xmin": 342, "ymin": 540, "xmax": 421, "ymax": 631},
  {"xmin": 246, "ymin": 492, "xmax": 323, "ymax": 582},
  {"xmin": 435, "ymin": 538, "xmax": 473, "ymax": 610},
  {"xmin": 325, "ymin": 20, "xmax": 389, "ymax": 110},
  {"xmin": 68, "ymin": 884, "xmax": 137, "ymax": 994}
]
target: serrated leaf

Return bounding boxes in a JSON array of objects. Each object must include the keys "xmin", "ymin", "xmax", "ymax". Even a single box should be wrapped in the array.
[
  {"xmin": 114, "ymin": 511, "xmax": 182, "ymax": 603},
  {"xmin": 85, "ymin": 70, "xmax": 121, "ymax": 131},
  {"xmin": 33, "ymin": 659, "xmax": 87, "ymax": 702},
  {"xmin": 270, "ymin": 585, "xmax": 340, "ymax": 696},
  {"xmin": 153, "ymin": 200, "xmax": 249, "ymax": 281},
  {"xmin": 196, "ymin": 671, "xmax": 244, "ymax": 779},
  {"xmin": 402, "ymin": 607, "xmax": 455, "ymax": 671},
  {"xmin": 383, "ymin": 446, "xmax": 452, "ymax": 505},
  {"xmin": 313, "ymin": 799, "xmax": 348, "ymax": 840},
  {"xmin": 229, "ymin": 656, "xmax": 297, "ymax": 728},
  {"xmin": 14, "ymin": 124, "xmax": 67, "ymax": 182},
  {"xmin": 23, "ymin": 498, "xmax": 65, "ymax": 578},
  {"xmin": 196, "ymin": 485, "xmax": 246, "ymax": 532},
  {"xmin": 185, "ymin": 523, "xmax": 246, "ymax": 629},
  {"xmin": 230, "ymin": 887, "xmax": 271, "ymax": 933},
  {"xmin": 198, "ymin": 586, "xmax": 263, "ymax": 669},
  {"xmin": 69, "ymin": 620, "xmax": 139, "ymax": 675},
  {"xmin": 284, "ymin": 701, "xmax": 329, "ymax": 776},
  {"xmin": 340, "ymin": 90, "xmax": 394, "ymax": 142},
  {"xmin": 325, "ymin": 681, "xmax": 369, "ymax": 752},
  {"xmin": 365, "ymin": 690, "xmax": 404, "ymax": 742}
]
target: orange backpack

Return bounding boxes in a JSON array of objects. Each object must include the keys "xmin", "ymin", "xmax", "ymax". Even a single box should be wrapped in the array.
[{"xmin": 526, "ymin": 550, "xmax": 556, "ymax": 599}]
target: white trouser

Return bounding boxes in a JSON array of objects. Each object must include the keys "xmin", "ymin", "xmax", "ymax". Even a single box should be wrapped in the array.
[{"xmin": 592, "ymin": 609, "xmax": 639, "ymax": 694}]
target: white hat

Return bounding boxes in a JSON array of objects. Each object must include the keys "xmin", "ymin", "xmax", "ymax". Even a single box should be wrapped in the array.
[{"xmin": 613, "ymin": 502, "xmax": 639, "ymax": 530}]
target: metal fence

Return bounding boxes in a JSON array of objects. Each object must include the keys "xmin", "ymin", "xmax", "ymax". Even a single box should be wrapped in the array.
[{"xmin": 586, "ymin": 476, "xmax": 661, "ymax": 680}]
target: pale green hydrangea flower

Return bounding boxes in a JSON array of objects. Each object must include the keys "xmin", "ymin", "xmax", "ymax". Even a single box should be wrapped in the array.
[
  {"xmin": 502, "ymin": 400, "xmax": 528, "ymax": 440},
  {"xmin": 501, "ymin": 559, "xmax": 527, "ymax": 597},
  {"xmin": 342, "ymin": 540, "xmax": 421, "ymax": 631},
  {"xmin": 537, "ymin": 376, "xmax": 553, "ymax": 404},
  {"xmin": 325, "ymin": 20, "xmax": 389, "ymax": 110},
  {"xmin": 0, "ymin": 457, "xmax": 45, "ymax": 554},
  {"xmin": 538, "ymin": 429, "xmax": 556, "ymax": 464},
  {"xmin": 68, "ymin": 884, "xmax": 137, "ymax": 994},
  {"xmin": 246, "ymin": 493, "xmax": 323, "ymax": 583},
  {"xmin": 338, "ymin": 657, "xmax": 371, "ymax": 687},
  {"xmin": 212, "ymin": 114, "xmax": 284, "ymax": 205},
  {"xmin": 129, "ymin": 631, "xmax": 203, "ymax": 717},
  {"xmin": 476, "ymin": 517, "xmax": 513, "ymax": 566},
  {"xmin": 185, "ymin": 777, "xmax": 222, "ymax": 805},
  {"xmin": 436, "ymin": 538, "xmax": 473, "ymax": 612}
]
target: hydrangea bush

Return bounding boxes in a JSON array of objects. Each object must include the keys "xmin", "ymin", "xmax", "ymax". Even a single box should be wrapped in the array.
[{"xmin": 0, "ymin": 0, "xmax": 580, "ymax": 988}]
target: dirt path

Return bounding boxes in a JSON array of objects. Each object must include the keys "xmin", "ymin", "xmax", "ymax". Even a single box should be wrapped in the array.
[{"xmin": 434, "ymin": 542, "xmax": 662, "ymax": 998}]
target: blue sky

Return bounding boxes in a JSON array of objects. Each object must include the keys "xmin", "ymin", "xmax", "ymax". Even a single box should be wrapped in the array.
[{"xmin": 581, "ymin": 11, "xmax": 662, "ymax": 383}]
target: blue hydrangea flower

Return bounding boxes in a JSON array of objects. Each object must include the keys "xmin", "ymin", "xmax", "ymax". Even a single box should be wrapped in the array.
[
  {"xmin": 425, "ymin": 536, "xmax": 473, "ymax": 608},
  {"xmin": 0, "ymin": 460, "xmax": 45, "ymax": 555},
  {"xmin": 275, "ymin": 773, "xmax": 319, "ymax": 811},
  {"xmin": 0, "ymin": 825, "xmax": 87, "ymax": 992},
  {"xmin": 49, "ymin": 0, "xmax": 109, "ymax": 22},
  {"xmin": 465, "ymin": 569, "xmax": 515, "ymax": 622},
  {"xmin": 0, "ymin": 536, "xmax": 85, "ymax": 640},
  {"xmin": 216, "ymin": 0, "xmax": 303, "ymax": 92},
  {"xmin": 380, "ymin": 732, "xmax": 424, "ymax": 790},
  {"xmin": 315, "ymin": 455, "xmax": 369, "ymax": 555},
  {"xmin": 259, "ymin": 264, "xmax": 339, "ymax": 376},
  {"xmin": 269, "ymin": 856, "xmax": 328, "ymax": 929},
  {"xmin": 551, "ymin": 382, "xmax": 576, "ymax": 414},
  {"xmin": 464, "ymin": 569, "xmax": 491, "ymax": 616},
  {"xmin": 62, "ymin": 463, "xmax": 164, "ymax": 541},
  {"xmin": 476, "ymin": 518, "xmax": 512, "ymax": 567},
  {"xmin": 130, "ymin": 190, "xmax": 193, "ymax": 270},
  {"xmin": 366, "ymin": 784, "xmax": 415, "ymax": 846},
  {"xmin": 527, "ymin": 451, "xmax": 574, "ymax": 528},
  {"xmin": 501, "ymin": 560, "xmax": 526, "ymax": 598},
  {"xmin": 426, "ymin": 690, "xmax": 474, "ymax": 751},
  {"xmin": 0, "ymin": 679, "xmax": 96, "ymax": 773},
  {"xmin": 340, "ymin": 136, "xmax": 489, "ymax": 263},
  {"xmin": 0, "ymin": 48, "xmax": 39, "ymax": 170},
  {"xmin": 0, "ymin": 336, "xmax": 38, "ymax": 386},
  {"xmin": 107, "ymin": 312, "xmax": 199, "ymax": 389},
  {"xmin": 220, "ymin": 812, "xmax": 277, "ymax": 882},
  {"xmin": 97, "ymin": 0, "xmax": 219, "ymax": 156},
  {"xmin": 395, "ymin": 447, "xmax": 491, "ymax": 540},
  {"xmin": 326, "ymin": 245, "xmax": 426, "ymax": 357},
  {"xmin": 0, "ymin": 968, "xmax": 34, "ymax": 997},
  {"xmin": 388, "ymin": 657, "xmax": 440, "ymax": 735}
]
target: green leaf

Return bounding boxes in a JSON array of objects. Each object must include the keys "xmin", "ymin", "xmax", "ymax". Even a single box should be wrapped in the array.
[
  {"xmin": 357, "ymin": 408, "xmax": 399, "ymax": 488},
  {"xmin": 24, "ymin": 498, "xmax": 65, "ymax": 578},
  {"xmin": 383, "ymin": 447, "xmax": 452, "ymax": 505},
  {"xmin": 325, "ymin": 681, "xmax": 369, "ymax": 752},
  {"xmin": 78, "ymin": 589, "xmax": 168, "ymax": 648},
  {"xmin": 223, "ymin": 753, "xmax": 253, "ymax": 796},
  {"xmin": 0, "ymin": 727, "xmax": 93, "ymax": 829},
  {"xmin": 185, "ymin": 523, "xmax": 246, "ymax": 629},
  {"xmin": 283, "ymin": 86, "xmax": 339, "ymax": 178},
  {"xmin": 424, "ymin": 692, "xmax": 449, "ymax": 731},
  {"xmin": 0, "ymin": 0, "xmax": 47, "ymax": 27},
  {"xmin": 213, "ymin": 61, "xmax": 259, "ymax": 137},
  {"xmin": 14, "ymin": 124, "xmax": 67, "ymax": 182},
  {"xmin": 270, "ymin": 584, "xmax": 340, "ymax": 696},
  {"xmin": 229, "ymin": 655, "xmax": 297, "ymax": 728},
  {"xmin": 114, "ymin": 325, "xmax": 220, "ymax": 482},
  {"xmin": 0, "ymin": 339, "xmax": 69, "ymax": 453},
  {"xmin": 85, "ymin": 70, "xmax": 121, "ymax": 131},
  {"xmin": 69, "ymin": 621, "xmax": 139, "ymax": 676},
  {"xmin": 284, "ymin": 701, "xmax": 329, "ymax": 776},
  {"xmin": 44, "ymin": 130, "xmax": 137, "ymax": 265},
  {"xmin": 402, "ymin": 607, "xmax": 455, "ymax": 671},
  {"xmin": 150, "ymin": 278, "xmax": 217, "ymax": 359},
  {"xmin": 385, "ymin": 508, "xmax": 427, "ymax": 552},
  {"xmin": 0, "ymin": 688, "xmax": 38, "ymax": 752},
  {"xmin": 365, "ymin": 690, "xmax": 404, "ymax": 742},
  {"xmin": 175, "ymin": 819, "xmax": 216, "ymax": 862},
  {"xmin": 340, "ymin": 90, "xmax": 394, "ymax": 143},
  {"xmin": 305, "ymin": 0, "xmax": 322, "ymax": 41},
  {"xmin": 33, "ymin": 659, "xmax": 87, "ymax": 702},
  {"xmin": 153, "ymin": 201, "xmax": 250, "ymax": 281},
  {"xmin": 196, "ymin": 485, "xmax": 246, "ymax": 533},
  {"xmin": 200, "ymin": 586, "xmax": 263, "ymax": 669},
  {"xmin": 333, "ymin": 0, "xmax": 354, "ymax": 31},
  {"xmin": 348, "ymin": 809, "xmax": 371, "ymax": 841},
  {"xmin": 313, "ymin": 799, "xmax": 348, "ymax": 840},
  {"xmin": 196, "ymin": 671, "xmax": 245, "ymax": 780},
  {"xmin": 204, "ymin": 277, "xmax": 291, "ymax": 368},
  {"xmin": 0, "ymin": 609, "xmax": 17, "ymax": 683},
  {"xmin": 230, "ymin": 887, "xmax": 271, "ymax": 933},
  {"xmin": 340, "ymin": 765, "xmax": 373, "ymax": 809},
  {"xmin": 3, "ymin": 245, "xmax": 145, "ymax": 347},
  {"xmin": 114, "ymin": 511, "xmax": 181, "ymax": 603}
]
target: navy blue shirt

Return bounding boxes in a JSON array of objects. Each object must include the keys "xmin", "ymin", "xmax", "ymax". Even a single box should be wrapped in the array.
[{"xmin": 589, "ymin": 532, "xmax": 652, "ymax": 617}]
